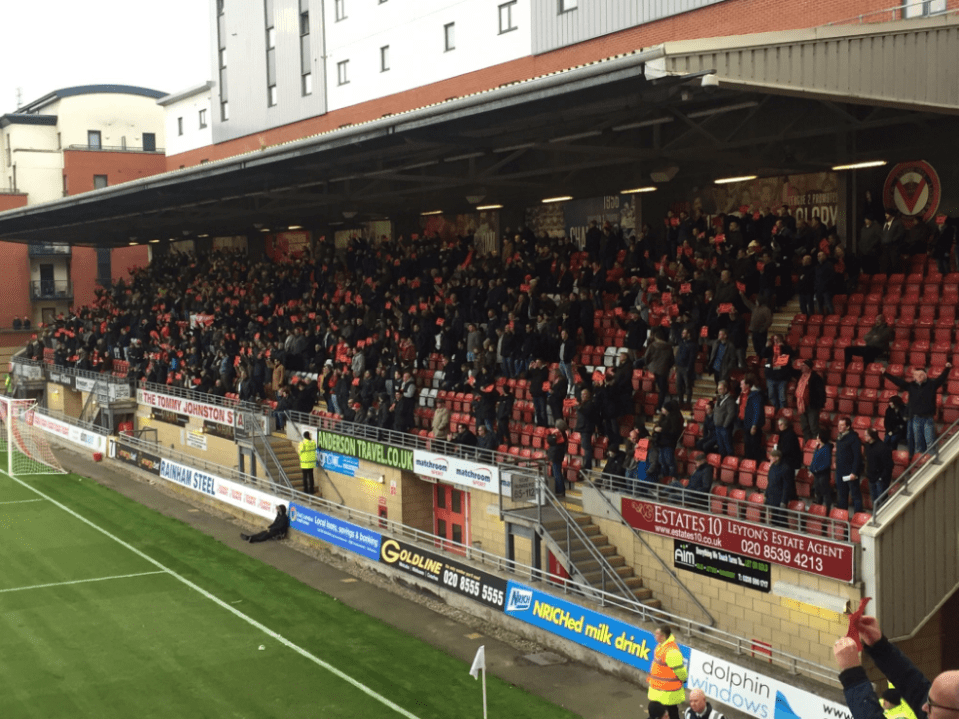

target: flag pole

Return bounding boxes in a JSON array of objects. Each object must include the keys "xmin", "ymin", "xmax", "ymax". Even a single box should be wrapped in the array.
[
  {"xmin": 481, "ymin": 663, "xmax": 488, "ymax": 719},
  {"xmin": 469, "ymin": 645, "xmax": 488, "ymax": 718}
]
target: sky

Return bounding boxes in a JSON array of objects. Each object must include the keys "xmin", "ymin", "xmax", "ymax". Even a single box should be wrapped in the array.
[{"xmin": 3, "ymin": 1, "xmax": 212, "ymax": 111}]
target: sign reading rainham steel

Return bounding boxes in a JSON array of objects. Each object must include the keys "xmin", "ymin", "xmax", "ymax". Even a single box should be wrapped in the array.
[{"xmin": 622, "ymin": 498, "xmax": 854, "ymax": 582}]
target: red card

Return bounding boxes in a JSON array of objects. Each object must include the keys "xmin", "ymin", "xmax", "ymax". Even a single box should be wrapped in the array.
[
  {"xmin": 542, "ymin": 381, "xmax": 551, "ymax": 392},
  {"xmin": 434, "ymin": 277, "xmax": 442, "ymax": 285},
  {"xmin": 409, "ymin": 305, "xmax": 417, "ymax": 314},
  {"xmin": 661, "ymin": 292, "xmax": 672, "ymax": 305},
  {"xmin": 385, "ymin": 302, "xmax": 392, "ymax": 310},
  {"xmin": 352, "ymin": 378, "xmax": 360, "ymax": 386},
  {"xmin": 436, "ymin": 318, "xmax": 444, "ymax": 326},
  {"xmin": 845, "ymin": 597, "xmax": 871, "ymax": 651},
  {"xmin": 937, "ymin": 215, "xmax": 947, "ymax": 224},
  {"xmin": 467, "ymin": 376, "xmax": 476, "ymax": 386},
  {"xmin": 718, "ymin": 303, "xmax": 734, "ymax": 314},
  {"xmin": 700, "ymin": 326, "xmax": 709, "ymax": 338},
  {"xmin": 774, "ymin": 354, "xmax": 790, "ymax": 367},
  {"xmin": 419, "ymin": 303, "xmax": 428, "ymax": 311},
  {"xmin": 634, "ymin": 438, "xmax": 649, "ymax": 461},
  {"xmin": 714, "ymin": 234, "xmax": 726, "ymax": 244},
  {"xmin": 592, "ymin": 370, "xmax": 605, "ymax": 383},
  {"xmin": 680, "ymin": 283, "xmax": 692, "ymax": 294},
  {"xmin": 736, "ymin": 282, "xmax": 746, "ymax": 293},
  {"xmin": 309, "ymin": 312, "xmax": 315, "ymax": 319},
  {"xmin": 670, "ymin": 217, "xmax": 680, "ymax": 227},
  {"xmin": 614, "ymin": 307, "xmax": 624, "ymax": 316}
]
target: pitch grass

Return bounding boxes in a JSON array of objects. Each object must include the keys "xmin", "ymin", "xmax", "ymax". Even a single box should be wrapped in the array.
[{"xmin": 0, "ymin": 469, "xmax": 581, "ymax": 719}]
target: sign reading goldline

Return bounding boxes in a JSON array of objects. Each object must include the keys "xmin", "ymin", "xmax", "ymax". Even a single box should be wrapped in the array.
[{"xmin": 315, "ymin": 430, "xmax": 414, "ymax": 472}]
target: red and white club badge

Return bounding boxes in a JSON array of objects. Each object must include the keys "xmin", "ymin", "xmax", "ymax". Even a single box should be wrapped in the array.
[{"xmin": 883, "ymin": 160, "xmax": 941, "ymax": 222}]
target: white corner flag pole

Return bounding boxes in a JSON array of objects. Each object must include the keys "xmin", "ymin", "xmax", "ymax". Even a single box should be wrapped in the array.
[{"xmin": 469, "ymin": 645, "xmax": 488, "ymax": 719}]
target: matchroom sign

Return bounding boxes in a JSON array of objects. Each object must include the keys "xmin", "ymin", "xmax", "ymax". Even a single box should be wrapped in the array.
[{"xmin": 622, "ymin": 498, "xmax": 854, "ymax": 583}]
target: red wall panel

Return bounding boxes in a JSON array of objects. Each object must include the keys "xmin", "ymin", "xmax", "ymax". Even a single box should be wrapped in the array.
[{"xmin": 64, "ymin": 150, "xmax": 166, "ymax": 195}]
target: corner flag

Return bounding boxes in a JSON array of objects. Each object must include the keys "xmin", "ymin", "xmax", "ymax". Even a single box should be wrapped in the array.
[{"xmin": 469, "ymin": 645, "xmax": 486, "ymax": 680}]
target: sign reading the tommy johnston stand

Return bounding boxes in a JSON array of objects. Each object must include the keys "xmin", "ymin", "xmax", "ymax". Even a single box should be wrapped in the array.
[
  {"xmin": 622, "ymin": 498, "xmax": 854, "ymax": 583},
  {"xmin": 314, "ymin": 430, "xmax": 414, "ymax": 472},
  {"xmin": 137, "ymin": 388, "xmax": 243, "ymax": 428}
]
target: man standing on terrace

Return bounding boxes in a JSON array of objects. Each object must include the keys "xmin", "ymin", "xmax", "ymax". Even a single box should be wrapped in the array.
[
  {"xmin": 298, "ymin": 430, "xmax": 317, "ymax": 495},
  {"xmin": 883, "ymin": 364, "xmax": 951, "ymax": 457}
]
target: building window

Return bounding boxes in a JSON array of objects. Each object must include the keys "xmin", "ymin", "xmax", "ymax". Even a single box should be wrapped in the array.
[
  {"xmin": 380, "ymin": 45, "xmax": 390, "ymax": 72},
  {"xmin": 337, "ymin": 60, "xmax": 349, "ymax": 85},
  {"xmin": 217, "ymin": 0, "xmax": 225, "ymax": 14},
  {"xmin": 88, "ymin": 130, "xmax": 102, "ymax": 150},
  {"xmin": 219, "ymin": 48, "xmax": 228, "ymax": 69},
  {"xmin": 177, "ymin": 117, "xmax": 184, "ymax": 136},
  {"xmin": 444, "ymin": 22, "xmax": 455, "ymax": 51},
  {"xmin": 221, "ymin": 101, "xmax": 230, "ymax": 121},
  {"xmin": 93, "ymin": 175, "xmax": 108, "ymax": 189},
  {"xmin": 499, "ymin": 2, "xmax": 517, "ymax": 33},
  {"xmin": 143, "ymin": 133, "xmax": 156, "ymax": 152},
  {"xmin": 559, "ymin": 0, "xmax": 578, "ymax": 12},
  {"xmin": 335, "ymin": 0, "xmax": 346, "ymax": 21},
  {"xmin": 300, "ymin": 3, "xmax": 312, "ymax": 96},
  {"xmin": 266, "ymin": 3, "xmax": 277, "ymax": 107},
  {"xmin": 198, "ymin": 109, "xmax": 207, "ymax": 129}
]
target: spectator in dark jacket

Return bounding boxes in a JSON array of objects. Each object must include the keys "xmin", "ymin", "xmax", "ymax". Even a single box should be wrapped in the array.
[
  {"xmin": 796, "ymin": 360, "xmax": 826, "ymax": 441},
  {"xmin": 651, "ymin": 400, "xmax": 684, "ymax": 479},
  {"xmin": 575, "ymin": 388, "xmax": 600, "ymax": 472},
  {"xmin": 674, "ymin": 328, "xmax": 698, "ymax": 408},
  {"xmin": 762, "ymin": 335, "xmax": 793, "ymax": 410},
  {"xmin": 684, "ymin": 452, "xmax": 713, "ymax": 511},
  {"xmin": 643, "ymin": 329, "xmax": 675, "ymax": 413},
  {"xmin": 814, "ymin": 251, "xmax": 836, "ymax": 315},
  {"xmin": 844, "ymin": 315, "xmax": 893, "ymax": 366},
  {"xmin": 712, "ymin": 382, "xmax": 737, "ymax": 457},
  {"xmin": 765, "ymin": 449, "xmax": 791, "ymax": 527},
  {"xmin": 863, "ymin": 428, "xmax": 893, "ymax": 510},
  {"xmin": 775, "ymin": 416, "xmax": 801, "ymax": 502},
  {"xmin": 883, "ymin": 395, "xmax": 907, "ymax": 449},
  {"xmin": 809, "ymin": 431, "xmax": 834, "ymax": 511},
  {"xmin": 797, "ymin": 254, "xmax": 816, "ymax": 316},
  {"xmin": 546, "ymin": 419, "xmax": 569, "ymax": 496},
  {"xmin": 834, "ymin": 417, "xmax": 864, "ymax": 514},
  {"xmin": 741, "ymin": 375, "xmax": 766, "ymax": 461},
  {"xmin": 883, "ymin": 364, "xmax": 951, "ymax": 457}
]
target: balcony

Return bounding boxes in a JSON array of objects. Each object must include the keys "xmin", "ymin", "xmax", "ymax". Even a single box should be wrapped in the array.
[
  {"xmin": 30, "ymin": 280, "xmax": 73, "ymax": 301},
  {"xmin": 66, "ymin": 143, "xmax": 164, "ymax": 154},
  {"xmin": 28, "ymin": 242, "xmax": 72, "ymax": 257}
]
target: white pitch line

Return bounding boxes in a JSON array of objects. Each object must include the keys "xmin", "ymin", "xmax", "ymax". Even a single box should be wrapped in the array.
[
  {"xmin": 0, "ymin": 498, "xmax": 44, "ymax": 505},
  {"xmin": 3, "ymin": 471, "xmax": 424, "ymax": 719},
  {"xmin": 0, "ymin": 571, "xmax": 165, "ymax": 594}
]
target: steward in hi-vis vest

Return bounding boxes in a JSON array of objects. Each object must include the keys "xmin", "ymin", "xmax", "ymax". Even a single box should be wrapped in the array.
[
  {"xmin": 648, "ymin": 625, "xmax": 688, "ymax": 719},
  {"xmin": 298, "ymin": 431, "xmax": 317, "ymax": 495}
]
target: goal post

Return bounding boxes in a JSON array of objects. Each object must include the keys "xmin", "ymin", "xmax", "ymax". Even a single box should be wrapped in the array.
[{"xmin": 0, "ymin": 396, "xmax": 66, "ymax": 477}]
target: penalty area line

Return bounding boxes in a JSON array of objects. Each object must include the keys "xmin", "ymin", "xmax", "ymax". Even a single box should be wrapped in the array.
[
  {"xmin": 0, "ymin": 498, "xmax": 44, "ymax": 505},
  {"xmin": 1, "ymin": 470, "xmax": 425, "ymax": 719},
  {"xmin": 0, "ymin": 571, "xmax": 165, "ymax": 594}
]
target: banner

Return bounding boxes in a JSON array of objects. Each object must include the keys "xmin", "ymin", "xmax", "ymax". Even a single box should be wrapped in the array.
[
  {"xmin": 159, "ymin": 458, "xmax": 217, "ymax": 498},
  {"xmin": 501, "ymin": 469, "xmax": 543, "ymax": 503},
  {"xmin": 673, "ymin": 540, "xmax": 771, "ymax": 592},
  {"xmin": 503, "ymin": 581, "xmax": 686, "ymax": 673},
  {"xmin": 413, "ymin": 449, "xmax": 500, "ymax": 494},
  {"xmin": 112, "ymin": 442, "xmax": 162, "ymax": 475},
  {"xmin": 687, "ymin": 650, "xmax": 850, "ymax": 719},
  {"xmin": 314, "ymin": 429, "xmax": 414, "ymax": 472},
  {"xmin": 318, "ymin": 450, "xmax": 359, "ymax": 477},
  {"xmin": 378, "ymin": 538, "xmax": 507, "ymax": 610},
  {"xmin": 137, "ymin": 388, "xmax": 241, "ymax": 429},
  {"xmin": 75, "ymin": 376, "xmax": 130, "ymax": 401},
  {"xmin": 622, "ymin": 498, "xmax": 854, "ymax": 582},
  {"xmin": 30, "ymin": 412, "xmax": 107, "ymax": 453},
  {"xmin": 214, "ymin": 477, "xmax": 283, "ymax": 521},
  {"xmin": 287, "ymin": 503, "xmax": 382, "ymax": 561},
  {"xmin": 564, "ymin": 194, "xmax": 637, "ymax": 249}
]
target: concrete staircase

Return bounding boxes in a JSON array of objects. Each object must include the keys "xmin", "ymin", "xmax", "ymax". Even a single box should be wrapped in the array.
[
  {"xmin": 259, "ymin": 432, "xmax": 302, "ymax": 489},
  {"xmin": 541, "ymin": 511, "xmax": 661, "ymax": 609}
]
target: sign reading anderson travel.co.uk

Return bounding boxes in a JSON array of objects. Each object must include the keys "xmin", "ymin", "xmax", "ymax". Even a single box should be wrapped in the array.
[
  {"xmin": 314, "ymin": 429, "xmax": 414, "ymax": 472},
  {"xmin": 622, "ymin": 498, "xmax": 854, "ymax": 583},
  {"xmin": 137, "ymin": 388, "xmax": 242, "ymax": 428}
]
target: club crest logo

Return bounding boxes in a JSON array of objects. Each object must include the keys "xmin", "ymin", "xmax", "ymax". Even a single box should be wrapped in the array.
[{"xmin": 883, "ymin": 160, "xmax": 941, "ymax": 222}]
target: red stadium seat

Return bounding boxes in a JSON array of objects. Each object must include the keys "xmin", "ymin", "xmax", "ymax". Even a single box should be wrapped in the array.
[
  {"xmin": 726, "ymin": 489, "xmax": 747, "ymax": 519},
  {"xmin": 851, "ymin": 512, "xmax": 872, "ymax": 543},
  {"xmin": 828, "ymin": 508, "xmax": 850, "ymax": 541},
  {"xmin": 786, "ymin": 500, "xmax": 806, "ymax": 531},
  {"xmin": 806, "ymin": 504, "xmax": 828, "ymax": 537},
  {"xmin": 710, "ymin": 486, "xmax": 728, "ymax": 514},
  {"xmin": 745, "ymin": 493, "xmax": 766, "ymax": 523}
]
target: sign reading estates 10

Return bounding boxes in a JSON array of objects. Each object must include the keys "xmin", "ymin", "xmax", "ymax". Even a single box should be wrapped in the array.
[{"xmin": 622, "ymin": 498, "xmax": 854, "ymax": 583}]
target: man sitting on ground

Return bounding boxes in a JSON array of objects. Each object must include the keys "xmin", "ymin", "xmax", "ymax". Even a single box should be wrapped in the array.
[{"xmin": 241, "ymin": 505, "xmax": 289, "ymax": 543}]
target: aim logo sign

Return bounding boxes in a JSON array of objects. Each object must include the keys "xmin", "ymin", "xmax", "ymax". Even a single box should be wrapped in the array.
[{"xmin": 883, "ymin": 160, "xmax": 941, "ymax": 224}]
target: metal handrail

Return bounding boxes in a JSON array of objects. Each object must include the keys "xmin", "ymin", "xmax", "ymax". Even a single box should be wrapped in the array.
[
  {"xmin": 869, "ymin": 414, "xmax": 959, "ymax": 526},
  {"xmin": 581, "ymin": 468, "xmax": 716, "ymax": 625},
  {"xmin": 36, "ymin": 406, "xmax": 109, "ymax": 436},
  {"xmin": 237, "ymin": 407, "xmax": 293, "ymax": 490},
  {"xmin": 107, "ymin": 431, "xmax": 839, "ymax": 686},
  {"xmin": 825, "ymin": 1, "xmax": 958, "ymax": 25},
  {"xmin": 537, "ymin": 473, "xmax": 641, "ymax": 605}
]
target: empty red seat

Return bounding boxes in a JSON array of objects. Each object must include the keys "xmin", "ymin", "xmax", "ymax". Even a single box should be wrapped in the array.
[
  {"xmin": 889, "ymin": 340, "xmax": 909, "ymax": 365},
  {"xmin": 738, "ymin": 459, "xmax": 757, "ymax": 487},
  {"xmin": 909, "ymin": 340, "xmax": 930, "ymax": 368},
  {"xmin": 857, "ymin": 388, "xmax": 878, "ymax": 416},
  {"xmin": 787, "ymin": 500, "xmax": 806, "ymax": 531},
  {"xmin": 720, "ymin": 456, "xmax": 739, "ymax": 484},
  {"xmin": 745, "ymin": 493, "xmax": 766, "ymax": 523},
  {"xmin": 710, "ymin": 486, "xmax": 728, "ymax": 514},
  {"xmin": 838, "ymin": 388, "xmax": 857, "ymax": 414},
  {"xmin": 851, "ymin": 512, "xmax": 872, "ymax": 543},
  {"xmin": 806, "ymin": 504, "xmax": 828, "ymax": 536},
  {"xmin": 756, "ymin": 461, "xmax": 770, "ymax": 490},
  {"xmin": 828, "ymin": 508, "xmax": 850, "ymax": 541},
  {"xmin": 727, "ymin": 489, "xmax": 747, "ymax": 519}
]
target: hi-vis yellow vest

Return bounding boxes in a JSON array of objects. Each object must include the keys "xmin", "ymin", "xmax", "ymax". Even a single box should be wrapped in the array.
[
  {"xmin": 648, "ymin": 636, "xmax": 687, "ymax": 705},
  {"xmin": 298, "ymin": 439, "xmax": 317, "ymax": 469}
]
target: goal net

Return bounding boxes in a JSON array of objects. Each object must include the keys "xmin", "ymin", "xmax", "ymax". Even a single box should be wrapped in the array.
[{"xmin": 0, "ymin": 397, "xmax": 65, "ymax": 477}]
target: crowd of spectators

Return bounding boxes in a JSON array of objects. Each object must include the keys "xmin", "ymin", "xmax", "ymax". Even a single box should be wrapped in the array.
[{"xmin": 21, "ymin": 202, "xmax": 956, "ymax": 522}]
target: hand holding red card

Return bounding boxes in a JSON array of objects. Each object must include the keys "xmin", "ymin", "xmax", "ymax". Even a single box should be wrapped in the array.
[{"xmin": 845, "ymin": 597, "xmax": 871, "ymax": 651}]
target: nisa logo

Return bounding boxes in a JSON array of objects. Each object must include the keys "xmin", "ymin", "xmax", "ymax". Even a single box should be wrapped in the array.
[{"xmin": 507, "ymin": 587, "xmax": 533, "ymax": 612}]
